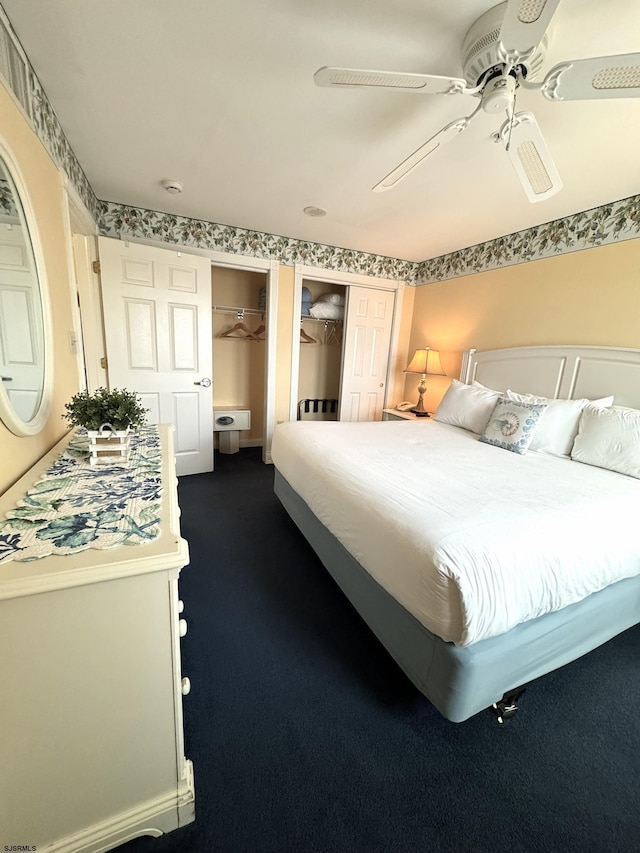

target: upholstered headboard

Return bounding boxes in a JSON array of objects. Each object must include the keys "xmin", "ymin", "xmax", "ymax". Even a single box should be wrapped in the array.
[{"xmin": 460, "ymin": 345, "xmax": 640, "ymax": 409}]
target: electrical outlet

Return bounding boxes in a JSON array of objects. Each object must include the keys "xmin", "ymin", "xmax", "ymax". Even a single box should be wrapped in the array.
[{"xmin": 69, "ymin": 331, "xmax": 77, "ymax": 354}]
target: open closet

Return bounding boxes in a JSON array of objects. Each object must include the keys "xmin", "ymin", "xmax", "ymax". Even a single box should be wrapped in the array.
[
  {"xmin": 293, "ymin": 271, "xmax": 399, "ymax": 423},
  {"xmin": 297, "ymin": 279, "xmax": 345, "ymax": 421},
  {"xmin": 211, "ymin": 266, "xmax": 267, "ymax": 451}
]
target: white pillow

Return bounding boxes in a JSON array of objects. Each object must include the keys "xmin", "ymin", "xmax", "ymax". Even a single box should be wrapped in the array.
[
  {"xmin": 315, "ymin": 292, "xmax": 345, "ymax": 306},
  {"xmin": 308, "ymin": 301, "xmax": 344, "ymax": 320},
  {"xmin": 506, "ymin": 390, "xmax": 614, "ymax": 457},
  {"xmin": 473, "ymin": 380, "xmax": 502, "ymax": 394},
  {"xmin": 571, "ymin": 405, "xmax": 640, "ymax": 479},
  {"xmin": 435, "ymin": 379, "xmax": 501, "ymax": 434},
  {"xmin": 479, "ymin": 397, "xmax": 547, "ymax": 455}
]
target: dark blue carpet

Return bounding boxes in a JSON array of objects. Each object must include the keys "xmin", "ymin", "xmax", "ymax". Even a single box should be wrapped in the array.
[{"xmin": 120, "ymin": 448, "xmax": 640, "ymax": 853}]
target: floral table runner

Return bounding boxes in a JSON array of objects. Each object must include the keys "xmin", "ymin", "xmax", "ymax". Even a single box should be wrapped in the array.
[{"xmin": 0, "ymin": 426, "xmax": 163, "ymax": 564}]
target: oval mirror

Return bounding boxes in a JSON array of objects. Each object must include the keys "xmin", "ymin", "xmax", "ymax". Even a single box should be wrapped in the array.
[{"xmin": 0, "ymin": 141, "xmax": 52, "ymax": 436}]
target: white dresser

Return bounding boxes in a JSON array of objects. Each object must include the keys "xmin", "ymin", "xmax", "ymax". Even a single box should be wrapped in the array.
[{"xmin": 0, "ymin": 425, "xmax": 194, "ymax": 852}]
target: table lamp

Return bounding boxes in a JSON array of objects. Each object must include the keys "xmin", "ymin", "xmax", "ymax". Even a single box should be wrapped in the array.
[{"xmin": 403, "ymin": 347, "xmax": 445, "ymax": 417}]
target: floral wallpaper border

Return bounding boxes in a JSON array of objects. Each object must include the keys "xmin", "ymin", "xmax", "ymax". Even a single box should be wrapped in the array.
[
  {"xmin": 98, "ymin": 201, "xmax": 415, "ymax": 281},
  {"xmin": 2, "ymin": 9, "xmax": 639, "ymax": 287},
  {"xmin": 414, "ymin": 194, "xmax": 640, "ymax": 285}
]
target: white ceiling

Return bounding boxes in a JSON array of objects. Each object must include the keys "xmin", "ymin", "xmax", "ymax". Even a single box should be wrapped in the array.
[{"xmin": 3, "ymin": 0, "xmax": 640, "ymax": 262}]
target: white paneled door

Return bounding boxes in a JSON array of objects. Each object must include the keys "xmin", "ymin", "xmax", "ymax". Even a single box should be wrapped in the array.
[
  {"xmin": 0, "ymin": 220, "xmax": 44, "ymax": 424},
  {"xmin": 99, "ymin": 237, "xmax": 213, "ymax": 475},
  {"xmin": 339, "ymin": 287, "xmax": 395, "ymax": 421}
]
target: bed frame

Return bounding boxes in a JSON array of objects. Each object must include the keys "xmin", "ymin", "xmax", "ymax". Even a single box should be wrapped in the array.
[
  {"xmin": 274, "ymin": 345, "xmax": 640, "ymax": 722},
  {"xmin": 460, "ymin": 344, "xmax": 640, "ymax": 408}
]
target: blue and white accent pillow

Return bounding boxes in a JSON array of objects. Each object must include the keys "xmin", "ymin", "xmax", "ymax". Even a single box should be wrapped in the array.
[{"xmin": 479, "ymin": 397, "xmax": 547, "ymax": 455}]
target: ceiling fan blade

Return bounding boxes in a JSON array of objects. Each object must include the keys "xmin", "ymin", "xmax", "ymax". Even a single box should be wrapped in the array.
[
  {"xmin": 372, "ymin": 112, "xmax": 477, "ymax": 192},
  {"xmin": 314, "ymin": 66, "xmax": 469, "ymax": 95},
  {"xmin": 501, "ymin": 111, "xmax": 562, "ymax": 203},
  {"xmin": 499, "ymin": 0, "xmax": 562, "ymax": 56},
  {"xmin": 538, "ymin": 52, "xmax": 640, "ymax": 101}
]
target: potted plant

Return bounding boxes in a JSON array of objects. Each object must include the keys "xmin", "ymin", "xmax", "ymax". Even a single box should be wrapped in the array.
[{"xmin": 62, "ymin": 387, "xmax": 148, "ymax": 464}]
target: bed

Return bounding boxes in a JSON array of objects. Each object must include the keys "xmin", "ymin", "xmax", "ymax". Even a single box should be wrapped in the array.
[{"xmin": 271, "ymin": 345, "xmax": 640, "ymax": 722}]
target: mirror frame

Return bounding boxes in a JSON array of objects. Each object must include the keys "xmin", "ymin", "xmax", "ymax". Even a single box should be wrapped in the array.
[{"xmin": 0, "ymin": 134, "xmax": 53, "ymax": 436}]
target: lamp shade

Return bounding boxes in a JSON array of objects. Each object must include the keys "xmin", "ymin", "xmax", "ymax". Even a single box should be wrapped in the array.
[{"xmin": 404, "ymin": 347, "xmax": 445, "ymax": 376}]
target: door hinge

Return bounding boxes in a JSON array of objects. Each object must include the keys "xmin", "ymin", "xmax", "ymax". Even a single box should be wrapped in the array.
[
  {"xmin": 92, "ymin": 260, "xmax": 101, "ymax": 275},
  {"xmin": 100, "ymin": 357, "xmax": 108, "ymax": 369}
]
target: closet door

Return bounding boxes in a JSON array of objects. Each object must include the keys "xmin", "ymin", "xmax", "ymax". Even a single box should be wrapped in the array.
[
  {"xmin": 339, "ymin": 287, "xmax": 395, "ymax": 421},
  {"xmin": 99, "ymin": 236, "xmax": 213, "ymax": 475}
]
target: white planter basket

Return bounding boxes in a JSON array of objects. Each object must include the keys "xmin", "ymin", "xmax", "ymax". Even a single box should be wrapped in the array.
[{"xmin": 87, "ymin": 424, "xmax": 131, "ymax": 465}]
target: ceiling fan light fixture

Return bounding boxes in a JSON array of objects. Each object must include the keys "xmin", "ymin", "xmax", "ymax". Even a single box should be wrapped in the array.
[{"xmin": 316, "ymin": 1, "xmax": 640, "ymax": 201}]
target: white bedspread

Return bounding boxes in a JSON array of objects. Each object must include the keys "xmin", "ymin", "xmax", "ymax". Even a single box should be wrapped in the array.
[{"xmin": 271, "ymin": 419, "xmax": 640, "ymax": 646}]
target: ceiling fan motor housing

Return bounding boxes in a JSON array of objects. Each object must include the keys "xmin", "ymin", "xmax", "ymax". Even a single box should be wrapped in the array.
[{"xmin": 461, "ymin": 1, "xmax": 548, "ymax": 87}]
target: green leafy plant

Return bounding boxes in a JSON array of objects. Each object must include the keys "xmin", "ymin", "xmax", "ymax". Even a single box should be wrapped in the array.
[{"xmin": 62, "ymin": 387, "xmax": 148, "ymax": 432}]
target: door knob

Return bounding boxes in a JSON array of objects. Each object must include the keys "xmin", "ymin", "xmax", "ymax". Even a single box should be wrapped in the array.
[{"xmin": 194, "ymin": 377, "xmax": 212, "ymax": 387}]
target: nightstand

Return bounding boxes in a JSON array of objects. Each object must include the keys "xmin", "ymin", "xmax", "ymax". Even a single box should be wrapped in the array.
[{"xmin": 382, "ymin": 408, "xmax": 433, "ymax": 421}]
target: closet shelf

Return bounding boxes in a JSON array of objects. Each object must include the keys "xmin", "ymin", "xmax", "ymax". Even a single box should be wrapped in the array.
[{"xmin": 213, "ymin": 304, "xmax": 263, "ymax": 316}]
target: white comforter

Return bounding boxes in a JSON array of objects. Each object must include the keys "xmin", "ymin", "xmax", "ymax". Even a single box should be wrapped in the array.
[{"xmin": 271, "ymin": 419, "xmax": 640, "ymax": 646}]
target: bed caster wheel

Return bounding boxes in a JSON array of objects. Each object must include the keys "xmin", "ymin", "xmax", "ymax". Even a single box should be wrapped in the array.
[
  {"xmin": 492, "ymin": 700, "xmax": 519, "ymax": 724},
  {"xmin": 491, "ymin": 685, "xmax": 527, "ymax": 723}
]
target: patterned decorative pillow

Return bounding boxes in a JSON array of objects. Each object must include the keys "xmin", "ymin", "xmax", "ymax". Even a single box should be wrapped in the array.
[
  {"xmin": 505, "ymin": 390, "xmax": 614, "ymax": 457},
  {"xmin": 479, "ymin": 397, "xmax": 547, "ymax": 455}
]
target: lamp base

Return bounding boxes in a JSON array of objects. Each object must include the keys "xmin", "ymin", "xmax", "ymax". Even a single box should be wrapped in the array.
[{"xmin": 412, "ymin": 380, "xmax": 429, "ymax": 417}]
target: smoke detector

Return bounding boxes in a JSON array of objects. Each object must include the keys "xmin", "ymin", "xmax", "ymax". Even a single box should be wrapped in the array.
[{"xmin": 161, "ymin": 179, "xmax": 184, "ymax": 194}]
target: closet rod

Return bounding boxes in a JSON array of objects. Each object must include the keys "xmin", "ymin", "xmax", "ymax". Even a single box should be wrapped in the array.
[{"xmin": 212, "ymin": 304, "xmax": 264, "ymax": 316}]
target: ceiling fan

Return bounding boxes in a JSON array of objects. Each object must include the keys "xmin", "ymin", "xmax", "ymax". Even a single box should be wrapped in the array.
[{"xmin": 314, "ymin": 0, "xmax": 640, "ymax": 202}]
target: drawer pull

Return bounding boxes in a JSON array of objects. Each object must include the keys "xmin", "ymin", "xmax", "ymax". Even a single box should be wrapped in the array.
[
  {"xmin": 181, "ymin": 677, "xmax": 191, "ymax": 695},
  {"xmin": 179, "ymin": 618, "xmax": 188, "ymax": 637},
  {"xmin": 178, "ymin": 599, "xmax": 184, "ymax": 614}
]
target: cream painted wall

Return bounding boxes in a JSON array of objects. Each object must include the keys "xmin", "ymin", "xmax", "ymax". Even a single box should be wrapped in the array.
[
  {"xmin": 0, "ymin": 83, "xmax": 80, "ymax": 490},
  {"xmin": 275, "ymin": 265, "xmax": 295, "ymax": 425},
  {"xmin": 406, "ymin": 238, "xmax": 640, "ymax": 413},
  {"xmin": 388, "ymin": 283, "xmax": 415, "ymax": 408}
]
